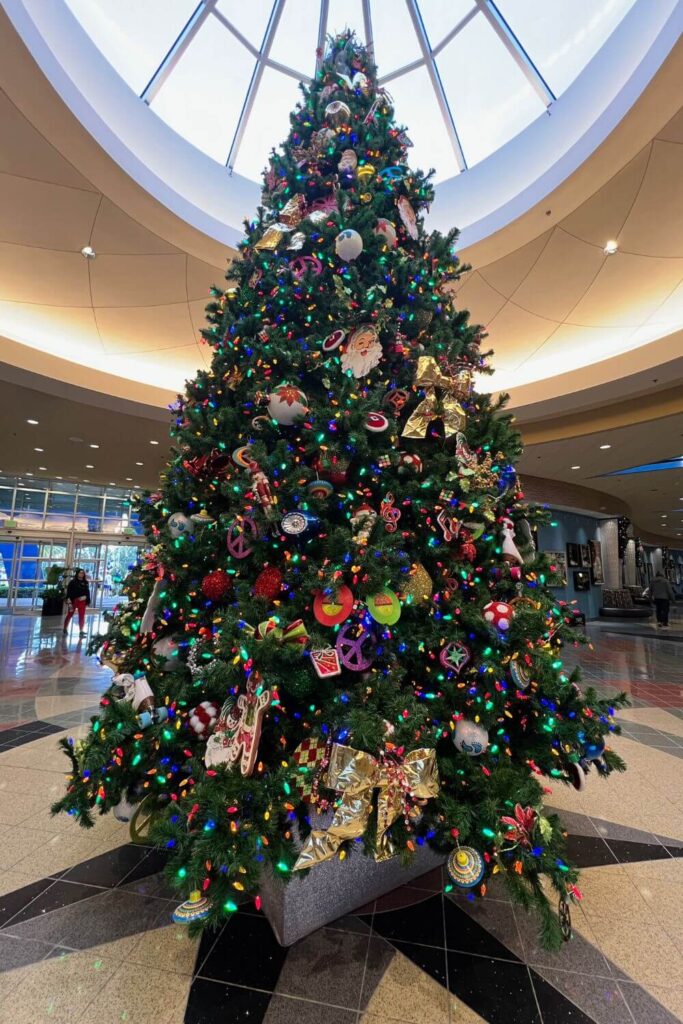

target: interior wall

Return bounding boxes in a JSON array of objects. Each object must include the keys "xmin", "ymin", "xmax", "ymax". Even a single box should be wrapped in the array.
[{"xmin": 536, "ymin": 509, "xmax": 605, "ymax": 619}]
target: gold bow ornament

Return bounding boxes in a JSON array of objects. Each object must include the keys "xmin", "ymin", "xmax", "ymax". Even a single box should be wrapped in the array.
[
  {"xmin": 401, "ymin": 356, "xmax": 467, "ymax": 439},
  {"xmin": 293, "ymin": 742, "xmax": 440, "ymax": 869}
]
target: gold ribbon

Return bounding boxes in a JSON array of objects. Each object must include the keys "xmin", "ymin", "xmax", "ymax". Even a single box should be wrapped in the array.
[
  {"xmin": 293, "ymin": 743, "xmax": 439, "ymax": 870},
  {"xmin": 401, "ymin": 356, "xmax": 466, "ymax": 439}
]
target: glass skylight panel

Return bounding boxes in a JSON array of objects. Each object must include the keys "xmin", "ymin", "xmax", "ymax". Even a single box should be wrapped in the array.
[
  {"xmin": 149, "ymin": 17, "xmax": 256, "ymax": 164},
  {"xmin": 387, "ymin": 65, "xmax": 458, "ymax": 183},
  {"xmin": 495, "ymin": 0, "xmax": 637, "ymax": 96},
  {"xmin": 436, "ymin": 11, "xmax": 546, "ymax": 167},
  {"xmin": 215, "ymin": 0, "xmax": 277, "ymax": 48},
  {"xmin": 415, "ymin": 0, "xmax": 476, "ymax": 50},
  {"xmin": 328, "ymin": 0, "xmax": 367, "ymax": 47},
  {"xmin": 269, "ymin": 0, "xmax": 320, "ymax": 76},
  {"xmin": 233, "ymin": 67, "xmax": 304, "ymax": 181},
  {"xmin": 371, "ymin": 0, "xmax": 423, "ymax": 76},
  {"xmin": 64, "ymin": 0, "xmax": 197, "ymax": 95}
]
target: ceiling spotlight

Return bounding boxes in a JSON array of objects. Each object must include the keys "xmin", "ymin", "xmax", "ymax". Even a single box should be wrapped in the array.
[
  {"xmin": 85, "ymin": 464, "xmax": 94, "ymax": 469},
  {"xmin": 69, "ymin": 436, "xmax": 84, "ymax": 443},
  {"xmin": 81, "ymin": 245, "xmax": 96, "ymax": 259},
  {"xmin": 603, "ymin": 240, "xmax": 618, "ymax": 255},
  {"xmin": 109, "ymin": 482, "xmax": 116, "ymax": 486},
  {"xmin": 83, "ymin": 479, "xmax": 90, "ymax": 483},
  {"xmin": 55, "ymin": 476, "xmax": 63, "ymax": 480},
  {"xmin": 661, "ymin": 514, "xmax": 668, "ymax": 518},
  {"xmin": 125, "ymin": 477, "xmax": 132, "ymax": 482},
  {"xmin": 135, "ymin": 461, "xmax": 143, "ymax": 466},
  {"xmin": 38, "ymin": 466, "xmax": 47, "ymax": 471},
  {"xmin": 25, "ymin": 472, "xmax": 33, "ymax": 476},
  {"xmin": 150, "ymin": 440, "xmax": 160, "ymax": 446},
  {"xmin": 571, "ymin": 465, "xmax": 580, "ymax": 470},
  {"xmin": 27, "ymin": 418, "xmax": 39, "ymax": 425},
  {"xmin": 89, "ymin": 443, "xmax": 100, "ymax": 449},
  {"xmin": 34, "ymin": 447, "xmax": 44, "ymax": 452},
  {"xmin": 599, "ymin": 444, "xmax": 611, "ymax": 450}
]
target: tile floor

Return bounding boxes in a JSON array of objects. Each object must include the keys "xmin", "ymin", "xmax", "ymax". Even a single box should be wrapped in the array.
[{"xmin": 0, "ymin": 612, "xmax": 682, "ymax": 1023}]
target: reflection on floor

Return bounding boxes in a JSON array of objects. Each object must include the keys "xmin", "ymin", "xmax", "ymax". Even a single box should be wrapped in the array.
[{"xmin": 0, "ymin": 613, "xmax": 682, "ymax": 1023}]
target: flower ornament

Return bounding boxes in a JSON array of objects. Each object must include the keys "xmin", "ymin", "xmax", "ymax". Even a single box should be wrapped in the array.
[{"xmin": 501, "ymin": 804, "xmax": 537, "ymax": 847}]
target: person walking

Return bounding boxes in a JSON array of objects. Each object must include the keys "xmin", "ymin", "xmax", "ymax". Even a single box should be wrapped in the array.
[
  {"xmin": 649, "ymin": 571, "xmax": 675, "ymax": 628},
  {"xmin": 63, "ymin": 568, "xmax": 91, "ymax": 636}
]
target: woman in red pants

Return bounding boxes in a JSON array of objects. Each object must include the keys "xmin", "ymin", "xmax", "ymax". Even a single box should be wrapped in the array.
[{"xmin": 63, "ymin": 568, "xmax": 91, "ymax": 636}]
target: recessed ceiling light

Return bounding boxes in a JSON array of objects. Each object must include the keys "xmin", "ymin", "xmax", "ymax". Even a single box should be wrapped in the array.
[
  {"xmin": 109, "ymin": 482, "xmax": 116, "ymax": 486},
  {"xmin": 571, "ymin": 465, "xmax": 580, "ymax": 470},
  {"xmin": 25, "ymin": 472, "xmax": 33, "ymax": 476},
  {"xmin": 81, "ymin": 245, "xmax": 96, "ymax": 259},
  {"xmin": 89, "ymin": 443, "xmax": 99, "ymax": 449},
  {"xmin": 83, "ymin": 479, "xmax": 90, "ymax": 483},
  {"xmin": 34, "ymin": 447, "xmax": 44, "ymax": 452},
  {"xmin": 26, "ymin": 419, "xmax": 39, "ymax": 425},
  {"xmin": 55, "ymin": 476, "xmax": 63, "ymax": 480},
  {"xmin": 599, "ymin": 444, "xmax": 611, "ymax": 450},
  {"xmin": 68, "ymin": 436, "xmax": 84, "ymax": 443},
  {"xmin": 135, "ymin": 461, "xmax": 144, "ymax": 466},
  {"xmin": 150, "ymin": 440, "xmax": 160, "ymax": 446},
  {"xmin": 661, "ymin": 514, "xmax": 668, "ymax": 518},
  {"xmin": 603, "ymin": 239, "xmax": 618, "ymax": 255},
  {"xmin": 125, "ymin": 477, "xmax": 133, "ymax": 481},
  {"xmin": 85, "ymin": 464, "xmax": 94, "ymax": 469},
  {"xmin": 38, "ymin": 466, "xmax": 47, "ymax": 471}
]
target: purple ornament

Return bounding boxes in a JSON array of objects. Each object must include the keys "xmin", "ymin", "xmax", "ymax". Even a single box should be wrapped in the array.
[
  {"xmin": 440, "ymin": 641, "xmax": 470, "ymax": 674},
  {"xmin": 227, "ymin": 516, "xmax": 259, "ymax": 559},
  {"xmin": 336, "ymin": 622, "xmax": 376, "ymax": 671}
]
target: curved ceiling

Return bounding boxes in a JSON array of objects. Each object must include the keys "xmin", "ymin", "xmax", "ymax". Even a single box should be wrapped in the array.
[{"xmin": 62, "ymin": 0, "xmax": 637, "ymax": 184}]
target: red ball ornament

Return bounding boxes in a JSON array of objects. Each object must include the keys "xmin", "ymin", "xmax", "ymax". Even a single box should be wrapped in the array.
[
  {"xmin": 483, "ymin": 600, "xmax": 514, "ymax": 631},
  {"xmin": 201, "ymin": 569, "xmax": 231, "ymax": 602},
  {"xmin": 253, "ymin": 566, "xmax": 283, "ymax": 601}
]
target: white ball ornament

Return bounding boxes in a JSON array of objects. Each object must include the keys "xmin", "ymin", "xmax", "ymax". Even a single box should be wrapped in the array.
[
  {"xmin": 374, "ymin": 219, "xmax": 397, "ymax": 248},
  {"xmin": 267, "ymin": 383, "xmax": 309, "ymax": 425},
  {"xmin": 483, "ymin": 600, "xmax": 514, "ymax": 631},
  {"xmin": 153, "ymin": 636, "xmax": 180, "ymax": 671},
  {"xmin": 335, "ymin": 229, "xmax": 364, "ymax": 262},
  {"xmin": 112, "ymin": 795, "xmax": 138, "ymax": 823},
  {"xmin": 454, "ymin": 719, "xmax": 489, "ymax": 757},
  {"xmin": 167, "ymin": 512, "xmax": 193, "ymax": 539}
]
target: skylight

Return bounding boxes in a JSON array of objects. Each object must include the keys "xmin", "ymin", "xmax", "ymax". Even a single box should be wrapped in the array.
[{"xmin": 64, "ymin": 0, "xmax": 637, "ymax": 183}]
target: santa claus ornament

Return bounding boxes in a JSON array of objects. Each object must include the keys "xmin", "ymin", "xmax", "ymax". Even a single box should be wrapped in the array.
[
  {"xmin": 483, "ymin": 601, "xmax": 514, "ymax": 631},
  {"xmin": 201, "ymin": 569, "xmax": 231, "ymax": 602},
  {"xmin": 188, "ymin": 701, "xmax": 221, "ymax": 737},
  {"xmin": 341, "ymin": 325, "xmax": 382, "ymax": 378},
  {"xmin": 267, "ymin": 383, "xmax": 308, "ymax": 425}
]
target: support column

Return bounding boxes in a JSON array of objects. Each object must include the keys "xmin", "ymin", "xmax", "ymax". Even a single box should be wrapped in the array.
[
  {"xmin": 597, "ymin": 518, "xmax": 619, "ymax": 589},
  {"xmin": 623, "ymin": 539, "xmax": 637, "ymax": 587}
]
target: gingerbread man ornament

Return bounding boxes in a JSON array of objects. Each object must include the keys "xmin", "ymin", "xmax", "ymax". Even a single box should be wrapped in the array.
[{"xmin": 204, "ymin": 671, "xmax": 272, "ymax": 776}]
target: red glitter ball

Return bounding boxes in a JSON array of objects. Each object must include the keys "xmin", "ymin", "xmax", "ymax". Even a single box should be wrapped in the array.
[
  {"xmin": 201, "ymin": 569, "xmax": 231, "ymax": 602},
  {"xmin": 253, "ymin": 565, "xmax": 283, "ymax": 601}
]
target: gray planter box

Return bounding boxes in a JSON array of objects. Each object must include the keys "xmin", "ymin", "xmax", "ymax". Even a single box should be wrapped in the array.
[{"xmin": 260, "ymin": 840, "xmax": 445, "ymax": 946}]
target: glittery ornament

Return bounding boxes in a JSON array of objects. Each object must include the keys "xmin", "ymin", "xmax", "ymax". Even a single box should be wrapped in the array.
[
  {"xmin": 201, "ymin": 569, "xmax": 231, "ymax": 602},
  {"xmin": 401, "ymin": 563, "xmax": 433, "ymax": 604},
  {"xmin": 336, "ymin": 621, "xmax": 376, "ymax": 671},
  {"xmin": 253, "ymin": 565, "xmax": 283, "ymax": 601},
  {"xmin": 292, "ymin": 737, "xmax": 328, "ymax": 801}
]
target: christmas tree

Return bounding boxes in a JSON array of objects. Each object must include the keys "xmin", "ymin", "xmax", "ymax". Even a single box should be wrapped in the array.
[{"xmin": 53, "ymin": 33, "xmax": 627, "ymax": 949}]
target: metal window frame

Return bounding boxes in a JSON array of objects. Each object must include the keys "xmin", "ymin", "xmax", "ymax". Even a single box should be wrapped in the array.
[
  {"xmin": 141, "ymin": 1, "xmax": 220, "ymax": 105},
  {"xmin": 405, "ymin": 0, "xmax": 467, "ymax": 172},
  {"xmin": 475, "ymin": 0, "xmax": 556, "ymax": 105}
]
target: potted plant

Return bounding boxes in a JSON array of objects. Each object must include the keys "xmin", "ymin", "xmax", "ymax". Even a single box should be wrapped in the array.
[{"xmin": 41, "ymin": 564, "xmax": 65, "ymax": 617}]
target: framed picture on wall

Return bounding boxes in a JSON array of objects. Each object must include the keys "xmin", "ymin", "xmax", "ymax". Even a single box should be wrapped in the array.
[
  {"xmin": 566, "ymin": 543, "xmax": 581, "ymax": 568},
  {"xmin": 589, "ymin": 540, "xmax": 605, "ymax": 585},
  {"xmin": 544, "ymin": 550, "xmax": 567, "ymax": 587},
  {"xmin": 580, "ymin": 544, "xmax": 591, "ymax": 567},
  {"xmin": 574, "ymin": 570, "xmax": 591, "ymax": 592}
]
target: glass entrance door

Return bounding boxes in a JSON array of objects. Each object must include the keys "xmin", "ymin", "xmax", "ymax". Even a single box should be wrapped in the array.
[
  {"xmin": 11, "ymin": 539, "xmax": 69, "ymax": 612},
  {"xmin": 72, "ymin": 541, "xmax": 143, "ymax": 611},
  {"xmin": 0, "ymin": 539, "xmax": 17, "ymax": 611}
]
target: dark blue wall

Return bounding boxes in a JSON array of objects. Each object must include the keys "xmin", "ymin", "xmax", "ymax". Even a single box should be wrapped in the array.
[{"xmin": 537, "ymin": 510, "xmax": 603, "ymax": 619}]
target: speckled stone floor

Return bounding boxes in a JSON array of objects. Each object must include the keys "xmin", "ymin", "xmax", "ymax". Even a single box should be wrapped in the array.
[{"xmin": 0, "ymin": 612, "xmax": 682, "ymax": 1024}]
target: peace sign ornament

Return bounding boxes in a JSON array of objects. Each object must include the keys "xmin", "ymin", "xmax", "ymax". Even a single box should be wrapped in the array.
[
  {"xmin": 336, "ymin": 621, "xmax": 376, "ymax": 671},
  {"xmin": 226, "ymin": 516, "xmax": 259, "ymax": 559}
]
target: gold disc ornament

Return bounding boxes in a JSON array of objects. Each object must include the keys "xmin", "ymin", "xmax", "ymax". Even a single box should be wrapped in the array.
[
  {"xmin": 447, "ymin": 847, "xmax": 485, "ymax": 889},
  {"xmin": 401, "ymin": 563, "xmax": 433, "ymax": 605}
]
